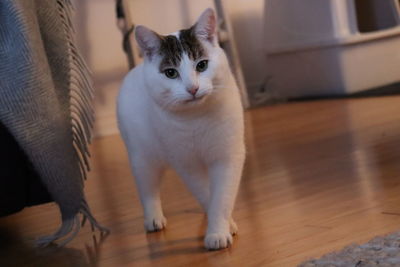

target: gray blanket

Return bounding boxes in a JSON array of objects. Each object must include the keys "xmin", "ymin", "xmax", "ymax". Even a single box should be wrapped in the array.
[{"xmin": 0, "ymin": 0, "xmax": 107, "ymax": 246}]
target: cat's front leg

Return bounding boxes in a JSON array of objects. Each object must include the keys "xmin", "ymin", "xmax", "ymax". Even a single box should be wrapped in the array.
[
  {"xmin": 205, "ymin": 157, "xmax": 244, "ymax": 250},
  {"xmin": 130, "ymin": 156, "xmax": 167, "ymax": 232},
  {"xmin": 179, "ymin": 168, "xmax": 238, "ymax": 235}
]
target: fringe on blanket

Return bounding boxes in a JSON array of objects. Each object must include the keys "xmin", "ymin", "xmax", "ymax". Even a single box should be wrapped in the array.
[{"xmin": 35, "ymin": 0, "xmax": 109, "ymax": 247}]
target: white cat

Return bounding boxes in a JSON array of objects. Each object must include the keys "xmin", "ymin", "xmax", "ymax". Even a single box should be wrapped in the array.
[{"xmin": 117, "ymin": 8, "xmax": 245, "ymax": 250}]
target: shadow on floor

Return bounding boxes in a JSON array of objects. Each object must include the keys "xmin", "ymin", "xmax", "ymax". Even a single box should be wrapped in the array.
[{"xmin": 0, "ymin": 224, "xmax": 108, "ymax": 267}]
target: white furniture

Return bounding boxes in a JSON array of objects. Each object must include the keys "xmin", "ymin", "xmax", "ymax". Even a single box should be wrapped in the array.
[{"xmin": 264, "ymin": 0, "xmax": 400, "ymax": 100}]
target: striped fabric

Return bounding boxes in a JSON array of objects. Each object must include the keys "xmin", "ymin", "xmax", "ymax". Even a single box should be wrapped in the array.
[{"xmin": 0, "ymin": 0, "xmax": 107, "ymax": 246}]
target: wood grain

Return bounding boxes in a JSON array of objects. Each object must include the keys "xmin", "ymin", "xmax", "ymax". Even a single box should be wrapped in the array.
[{"xmin": 1, "ymin": 96, "xmax": 400, "ymax": 267}]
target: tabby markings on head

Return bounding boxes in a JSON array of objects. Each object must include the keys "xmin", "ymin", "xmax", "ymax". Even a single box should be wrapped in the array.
[{"xmin": 158, "ymin": 26, "xmax": 206, "ymax": 72}]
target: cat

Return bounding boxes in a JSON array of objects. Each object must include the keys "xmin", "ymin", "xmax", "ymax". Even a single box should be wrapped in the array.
[{"xmin": 117, "ymin": 8, "xmax": 245, "ymax": 250}]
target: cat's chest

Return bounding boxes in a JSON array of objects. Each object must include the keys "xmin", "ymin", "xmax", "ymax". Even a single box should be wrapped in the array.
[
  {"xmin": 159, "ymin": 120, "xmax": 208, "ymax": 147},
  {"xmin": 155, "ymin": 117, "xmax": 218, "ymax": 158}
]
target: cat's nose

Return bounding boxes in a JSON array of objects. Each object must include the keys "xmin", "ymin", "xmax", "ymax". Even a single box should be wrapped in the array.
[{"xmin": 187, "ymin": 86, "xmax": 199, "ymax": 96}]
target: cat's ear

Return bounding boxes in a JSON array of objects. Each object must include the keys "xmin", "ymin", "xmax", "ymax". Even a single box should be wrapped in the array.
[
  {"xmin": 194, "ymin": 8, "xmax": 217, "ymax": 44},
  {"xmin": 135, "ymin": 25, "xmax": 161, "ymax": 58}
]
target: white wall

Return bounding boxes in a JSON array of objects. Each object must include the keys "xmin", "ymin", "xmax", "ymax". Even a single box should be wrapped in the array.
[{"xmin": 73, "ymin": 0, "xmax": 265, "ymax": 137}]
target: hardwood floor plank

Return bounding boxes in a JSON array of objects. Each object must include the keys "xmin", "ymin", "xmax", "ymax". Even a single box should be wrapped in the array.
[{"xmin": 1, "ymin": 96, "xmax": 400, "ymax": 266}]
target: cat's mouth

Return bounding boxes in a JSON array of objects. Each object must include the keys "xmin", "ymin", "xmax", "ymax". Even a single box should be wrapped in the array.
[{"xmin": 185, "ymin": 95, "xmax": 206, "ymax": 103}]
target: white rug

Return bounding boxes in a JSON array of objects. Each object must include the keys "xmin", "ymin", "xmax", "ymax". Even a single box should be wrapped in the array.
[{"xmin": 299, "ymin": 232, "xmax": 400, "ymax": 267}]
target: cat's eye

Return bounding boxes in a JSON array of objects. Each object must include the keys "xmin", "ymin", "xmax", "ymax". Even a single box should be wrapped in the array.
[
  {"xmin": 164, "ymin": 69, "xmax": 179, "ymax": 79},
  {"xmin": 196, "ymin": 60, "xmax": 208, "ymax": 72}
]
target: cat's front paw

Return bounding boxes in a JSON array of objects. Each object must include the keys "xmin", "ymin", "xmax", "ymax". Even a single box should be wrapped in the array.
[
  {"xmin": 144, "ymin": 216, "xmax": 167, "ymax": 232},
  {"xmin": 204, "ymin": 232, "xmax": 233, "ymax": 250}
]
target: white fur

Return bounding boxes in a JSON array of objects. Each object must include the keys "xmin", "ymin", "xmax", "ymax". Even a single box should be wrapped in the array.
[{"xmin": 117, "ymin": 9, "xmax": 245, "ymax": 250}]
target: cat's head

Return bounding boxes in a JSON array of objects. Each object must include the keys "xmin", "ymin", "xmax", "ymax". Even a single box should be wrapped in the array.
[{"xmin": 135, "ymin": 8, "xmax": 229, "ymax": 111}]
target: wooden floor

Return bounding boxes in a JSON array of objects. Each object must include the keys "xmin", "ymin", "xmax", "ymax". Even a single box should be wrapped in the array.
[{"xmin": 2, "ymin": 96, "xmax": 400, "ymax": 267}]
